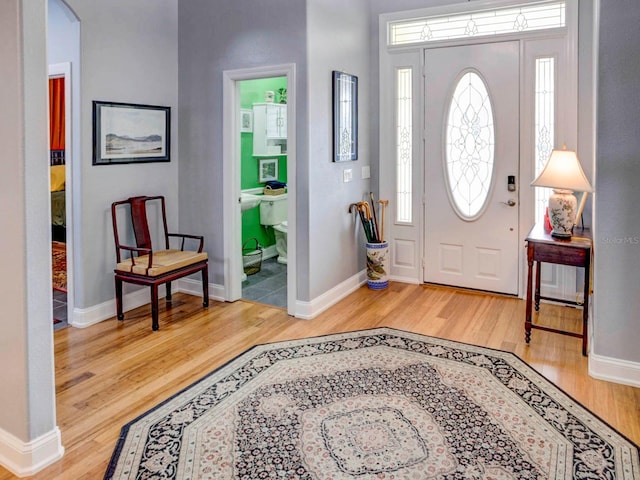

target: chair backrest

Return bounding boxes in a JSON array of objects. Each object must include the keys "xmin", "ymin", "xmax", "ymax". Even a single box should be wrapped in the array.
[{"xmin": 111, "ymin": 196, "xmax": 170, "ymax": 262}]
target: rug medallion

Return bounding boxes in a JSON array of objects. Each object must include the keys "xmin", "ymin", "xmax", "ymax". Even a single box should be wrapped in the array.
[{"xmin": 105, "ymin": 328, "xmax": 640, "ymax": 479}]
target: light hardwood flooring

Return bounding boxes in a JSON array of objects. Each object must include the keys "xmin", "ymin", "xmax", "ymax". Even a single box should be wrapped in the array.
[{"xmin": 1, "ymin": 283, "xmax": 638, "ymax": 479}]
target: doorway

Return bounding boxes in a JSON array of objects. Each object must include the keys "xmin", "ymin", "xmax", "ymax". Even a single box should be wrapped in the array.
[
  {"xmin": 222, "ymin": 64, "xmax": 297, "ymax": 315},
  {"xmin": 49, "ymin": 62, "xmax": 72, "ymax": 328},
  {"xmin": 239, "ymin": 77, "xmax": 288, "ymax": 307},
  {"xmin": 423, "ymin": 42, "xmax": 520, "ymax": 295}
]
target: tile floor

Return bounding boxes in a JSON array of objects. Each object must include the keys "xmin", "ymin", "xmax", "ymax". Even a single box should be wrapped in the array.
[
  {"xmin": 241, "ymin": 257, "xmax": 287, "ymax": 308},
  {"xmin": 53, "ymin": 289, "xmax": 68, "ymax": 330}
]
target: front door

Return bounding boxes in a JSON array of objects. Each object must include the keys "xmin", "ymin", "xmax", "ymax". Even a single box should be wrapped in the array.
[{"xmin": 424, "ymin": 41, "xmax": 520, "ymax": 294}]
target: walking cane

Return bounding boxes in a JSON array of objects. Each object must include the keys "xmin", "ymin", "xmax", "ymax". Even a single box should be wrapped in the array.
[
  {"xmin": 377, "ymin": 200, "xmax": 389, "ymax": 242},
  {"xmin": 370, "ymin": 192, "xmax": 380, "ymax": 243}
]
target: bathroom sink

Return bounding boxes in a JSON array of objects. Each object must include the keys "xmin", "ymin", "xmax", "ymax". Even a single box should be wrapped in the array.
[{"xmin": 240, "ymin": 192, "xmax": 262, "ymax": 212}]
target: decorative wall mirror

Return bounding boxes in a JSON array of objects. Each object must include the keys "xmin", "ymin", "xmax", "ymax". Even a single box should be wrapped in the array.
[{"xmin": 332, "ymin": 71, "xmax": 358, "ymax": 162}]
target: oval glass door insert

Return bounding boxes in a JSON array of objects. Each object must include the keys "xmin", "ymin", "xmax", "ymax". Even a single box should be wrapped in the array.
[{"xmin": 445, "ymin": 70, "xmax": 495, "ymax": 220}]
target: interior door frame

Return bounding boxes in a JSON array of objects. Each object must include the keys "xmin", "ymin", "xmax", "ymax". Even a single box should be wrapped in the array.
[
  {"xmin": 222, "ymin": 64, "xmax": 297, "ymax": 314},
  {"xmin": 48, "ymin": 62, "xmax": 74, "ymax": 322}
]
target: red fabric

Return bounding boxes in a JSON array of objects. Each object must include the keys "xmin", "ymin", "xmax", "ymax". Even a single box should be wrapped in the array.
[{"xmin": 49, "ymin": 78, "xmax": 65, "ymax": 150}]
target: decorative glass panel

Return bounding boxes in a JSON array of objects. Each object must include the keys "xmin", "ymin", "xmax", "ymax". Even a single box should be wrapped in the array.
[
  {"xmin": 396, "ymin": 68, "xmax": 412, "ymax": 223},
  {"xmin": 445, "ymin": 71, "xmax": 495, "ymax": 220},
  {"xmin": 535, "ymin": 57, "xmax": 555, "ymax": 223},
  {"xmin": 389, "ymin": 1, "xmax": 565, "ymax": 46}
]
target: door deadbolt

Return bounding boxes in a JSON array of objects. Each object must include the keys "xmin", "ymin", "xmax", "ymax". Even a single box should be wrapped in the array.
[{"xmin": 507, "ymin": 175, "xmax": 516, "ymax": 192}]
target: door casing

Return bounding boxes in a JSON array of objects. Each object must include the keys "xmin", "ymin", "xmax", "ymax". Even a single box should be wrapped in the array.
[{"xmin": 222, "ymin": 64, "xmax": 297, "ymax": 314}]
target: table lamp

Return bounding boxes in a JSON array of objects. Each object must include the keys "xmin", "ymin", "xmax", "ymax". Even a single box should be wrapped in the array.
[{"xmin": 531, "ymin": 146, "xmax": 593, "ymax": 238}]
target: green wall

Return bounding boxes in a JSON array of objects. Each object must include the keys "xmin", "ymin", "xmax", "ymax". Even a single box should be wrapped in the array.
[{"xmin": 240, "ymin": 77, "xmax": 287, "ymax": 251}]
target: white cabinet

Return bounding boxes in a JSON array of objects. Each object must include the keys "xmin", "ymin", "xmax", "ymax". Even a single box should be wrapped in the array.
[{"xmin": 252, "ymin": 103, "xmax": 287, "ymax": 156}]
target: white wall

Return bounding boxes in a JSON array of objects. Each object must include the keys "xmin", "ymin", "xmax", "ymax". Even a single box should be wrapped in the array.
[{"xmin": 307, "ymin": 0, "xmax": 372, "ymax": 298}]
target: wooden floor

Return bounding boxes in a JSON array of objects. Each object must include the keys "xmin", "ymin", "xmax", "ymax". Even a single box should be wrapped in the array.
[{"xmin": 1, "ymin": 283, "xmax": 639, "ymax": 479}]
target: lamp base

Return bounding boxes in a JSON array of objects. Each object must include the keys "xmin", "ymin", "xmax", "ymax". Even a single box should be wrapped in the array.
[{"xmin": 548, "ymin": 189, "xmax": 577, "ymax": 238}]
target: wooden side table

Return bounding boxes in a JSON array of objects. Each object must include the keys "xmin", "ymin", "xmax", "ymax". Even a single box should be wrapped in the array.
[{"xmin": 525, "ymin": 223, "xmax": 592, "ymax": 356}]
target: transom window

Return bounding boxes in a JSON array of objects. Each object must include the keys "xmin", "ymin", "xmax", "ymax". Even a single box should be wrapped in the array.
[{"xmin": 389, "ymin": 1, "xmax": 565, "ymax": 46}]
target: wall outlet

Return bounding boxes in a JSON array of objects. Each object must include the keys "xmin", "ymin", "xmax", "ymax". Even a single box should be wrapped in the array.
[{"xmin": 343, "ymin": 168, "xmax": 353, "ymax": 183}]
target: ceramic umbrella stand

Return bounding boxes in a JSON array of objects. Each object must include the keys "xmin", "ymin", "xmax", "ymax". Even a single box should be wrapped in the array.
[{"xmin": 366, "ymin": 241, "xmax": 389, "ymax": 290}]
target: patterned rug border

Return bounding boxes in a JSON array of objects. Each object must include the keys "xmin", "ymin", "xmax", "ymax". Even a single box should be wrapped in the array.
[{"xmin": 104, "ymin": 327, "xmax": 640, "ymax": 479}]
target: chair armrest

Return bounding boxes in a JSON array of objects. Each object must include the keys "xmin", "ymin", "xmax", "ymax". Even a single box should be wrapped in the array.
[
  {"xmin": 168, "ymin": 233, "xmax": 205, "ymax": 253},
  {"xmin": 117, "ymin": 245, "xmax": 153, "ymax": 269}
]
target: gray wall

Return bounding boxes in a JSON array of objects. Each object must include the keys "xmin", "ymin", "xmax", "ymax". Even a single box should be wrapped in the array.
[
  {"xmin": 307, "ymin": 0, "xmax": 371, "ymax": 298},
  {"xmin": 177, "ymin": 0, "xmax": 310, "ymax": 297},
  {"xmin": 0, "ymin": 0, "xmax": 56, "ymax": 446},
  {"xmin": 594, "ymin": 0, "xmax": 640, "ymax": 361},
  {"xmin": 57, "ymin": 0, "xmax": 180, "ymax": 309}
]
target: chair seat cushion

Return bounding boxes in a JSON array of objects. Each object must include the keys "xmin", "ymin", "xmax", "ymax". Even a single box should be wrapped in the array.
[{"xmin": 116, "ymin": 249, "xmax": 208, "ymax": 277}]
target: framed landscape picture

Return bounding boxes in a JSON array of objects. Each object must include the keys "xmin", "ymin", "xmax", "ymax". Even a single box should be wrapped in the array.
[{"xmin": 92, "ymin": 101, "xmax": 170, "ymax": 165}]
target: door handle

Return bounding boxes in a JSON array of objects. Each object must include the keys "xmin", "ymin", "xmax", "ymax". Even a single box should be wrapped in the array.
[{"xmin": 501, "ymin": 199, "xmax": 517, "ymax": 207}]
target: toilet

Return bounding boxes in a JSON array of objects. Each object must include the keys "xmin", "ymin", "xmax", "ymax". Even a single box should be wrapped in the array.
[
  {"xmin": 273, "ymin": 221, "xmax": 288, "ymax": 264},
  {"xmin": 259, "ymin": 193, "xmax": 288, "ymax": 264}
]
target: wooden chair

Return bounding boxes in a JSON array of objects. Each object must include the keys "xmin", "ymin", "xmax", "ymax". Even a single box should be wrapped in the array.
[{"xmin": 111, "ymin": 196, "xmax": 209, "ymax": 331}]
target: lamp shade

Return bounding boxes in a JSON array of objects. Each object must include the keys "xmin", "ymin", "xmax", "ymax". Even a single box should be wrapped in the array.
[{"xmin": 531, "ymin": 148, "xmax": 593, "ymax": 192}]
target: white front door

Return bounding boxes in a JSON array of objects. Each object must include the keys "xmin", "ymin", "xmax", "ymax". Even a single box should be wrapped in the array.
[{"xmin": 424, "ymin": 41, "xmax": 520, "ymax": 295}]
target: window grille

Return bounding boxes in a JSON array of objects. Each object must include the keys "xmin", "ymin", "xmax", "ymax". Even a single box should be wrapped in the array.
[
  {"xmin": 534, "ymin": 57, "xmax": 555, "ymax": 223},
  {"xmin": 396, "ymin": 68, "xmax": 413, "ymax": 223},
  {"xmin": 389, "ymin": 1, "xmax": 565, "ymax": 46},
  {"xmin": 445, "ymin": 71, "xmax": 495, "ymax": 219}
]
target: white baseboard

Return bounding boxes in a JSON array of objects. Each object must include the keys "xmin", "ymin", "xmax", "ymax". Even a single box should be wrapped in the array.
[
  {"xmin": 177, "ymin": 278, "xmax": 225, "ymax": 301},
  {"xmin": 588, "ymin": 352, "xmax": 640, "ymax": 387},
  {"xmin": 0, "ymin": 426, "xmax": 64, "ymax": 477},
  {"xmin": 294, "ymin": 269, "xmax": 367, "ymax": 320},
  {"xmin": 71, "ymin": 282, "xmax": 224, "ymax": 328}
]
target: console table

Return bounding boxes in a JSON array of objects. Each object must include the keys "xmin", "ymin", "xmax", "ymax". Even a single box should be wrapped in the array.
[{"xmin": 525, "ymin": 223, "xmax": 592, "ymax": 356}]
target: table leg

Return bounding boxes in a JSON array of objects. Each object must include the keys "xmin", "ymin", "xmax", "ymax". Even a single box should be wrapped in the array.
[
  {"xmin": 582, "ymin": 256, "xmax": 591, "ymax": 356},
  {"xmin": 525, "ymin": 245, "xmax": 534, "ymax": 344},
  {"xmin": 534, "ymin": 261, "xmax": 541, "ymax": 311}
]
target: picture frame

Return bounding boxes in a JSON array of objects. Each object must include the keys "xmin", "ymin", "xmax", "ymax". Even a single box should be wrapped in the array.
[
  {"xmin": 259, "ymin": 158, "xmax": 278, "ymax": 183},
  {"xmin": 92, "ymin": 101, "xmax": 170, "ymax": 165},
  {"xmin": 332, "ymin": 71, "xmax": 358, "ymax": 162},
  {"xmin": 240, "ymin": 109, "xmax": 253, "ymax": 133}
]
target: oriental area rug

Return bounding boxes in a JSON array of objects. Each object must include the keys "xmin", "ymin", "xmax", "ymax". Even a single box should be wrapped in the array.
[
  {"xmin": 51, "ymin": 242, "xmax": 67, "ymax": 292},
  {"xmin": 104, "ymin": 328, "xmax": 640, "ymax": 479}
]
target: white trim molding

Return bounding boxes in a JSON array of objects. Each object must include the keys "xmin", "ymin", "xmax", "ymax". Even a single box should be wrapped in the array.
[
  {"xmin": 589, "ymin": 353, "xmax": 640, "ymax": 388},
  {"xmin": 0, "ymin": 427, "xmax": 64, "ymax": 477},
  {"xmin": 70, "ymin": 283, "xmax": 224, "ymax": 328},
  {"xmin": 294, "ymin": 270, "xmax": 367, "ymax": 320}
]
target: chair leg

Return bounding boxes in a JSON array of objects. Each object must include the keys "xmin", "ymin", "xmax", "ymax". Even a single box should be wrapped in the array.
[
  {"xmin": 115, "ymin": 277, "xmax": 124, "ymax": 321},
  {"xmin": 151, "ymin": 284, "xmax": 159, "ymax": 331},
  {"xmin": 202, "ymin": 264, "xmax": 209, "ymax": 307},
  {"xmin": 166, "ymin": 281, "xmax": 172, "ymax": 304}
]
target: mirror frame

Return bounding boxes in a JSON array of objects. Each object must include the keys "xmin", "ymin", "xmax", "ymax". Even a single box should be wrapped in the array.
[{"xmin": 332, "ymin": 71, "xmax": 358, "ymax": 162}]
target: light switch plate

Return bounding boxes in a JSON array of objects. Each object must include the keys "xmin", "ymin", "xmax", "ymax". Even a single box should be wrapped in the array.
[
  {"xmin": 343, "ymin": 168, "xmax": 353, "ymax": 183},
  {"xmin": 361, "ymin": 165, "xmax": 370, "ymax": 179}
]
